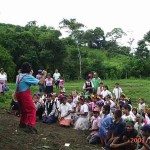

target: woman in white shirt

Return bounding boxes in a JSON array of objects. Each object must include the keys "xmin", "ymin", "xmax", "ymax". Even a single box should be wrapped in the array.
[
  {"xmin": 101, "ymin": 85, "xmax": 112, "ymax": 99},
  {"xmin": 58, "ymin": 96, "xmax": 72, "ymax": 127},
  {"xmin": 74, "ymin": 97, "xmax": 90, "ymax": 130},
  {"xmin": 0, "ymin": 68, "xmax": 7, "ymax": 94}
]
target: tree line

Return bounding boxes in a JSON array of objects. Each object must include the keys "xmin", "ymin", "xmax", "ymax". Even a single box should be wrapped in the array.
[{"xmin": 0, "ymin": 19, "xmax": 150, "ymax": 81}]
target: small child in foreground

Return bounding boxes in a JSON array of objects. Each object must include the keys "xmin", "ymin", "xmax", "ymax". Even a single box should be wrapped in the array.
[{"xmin": 10, "ymin": 93, "xmax": 20, "ymax": 116}]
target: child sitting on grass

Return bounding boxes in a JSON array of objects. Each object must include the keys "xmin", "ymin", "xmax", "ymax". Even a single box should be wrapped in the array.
[
  {"xmin": 42, "ymin": 94, "xmax": 57, "ymax": 123},
  {"xmin": 87, "ymin": 107, "xmax": 100, "ymax": 144},
  {"xmin": 33, "ymin": 93, "xmax": 44, "ymax": 121},
  {"xmin": 9, "ymin": 93, "xmax": 20, "ymax": 117}
]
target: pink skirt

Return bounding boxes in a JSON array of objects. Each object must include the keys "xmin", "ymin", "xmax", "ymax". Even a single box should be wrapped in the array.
[{"xmin": 59, "ymin": 119, "xmax": 71, "ymax": 127}]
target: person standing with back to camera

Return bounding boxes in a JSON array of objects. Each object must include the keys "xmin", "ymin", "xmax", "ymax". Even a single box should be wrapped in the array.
[{"xmin": 15, "ymin": 62, "xmax": 47, "ymax": 134}]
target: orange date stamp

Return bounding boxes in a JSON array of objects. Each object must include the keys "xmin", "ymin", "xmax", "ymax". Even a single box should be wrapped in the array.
[{"xmin": 130, "ymin": 137, "xmax": 146, "ymax": 143}]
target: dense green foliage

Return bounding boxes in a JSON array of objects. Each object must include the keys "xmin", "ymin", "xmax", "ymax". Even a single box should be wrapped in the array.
[{"xmin": 0, "ymin": 19, "xmax": 150, "ymax": 81}]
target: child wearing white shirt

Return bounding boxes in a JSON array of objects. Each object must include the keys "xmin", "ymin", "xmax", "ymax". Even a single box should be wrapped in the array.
[
  {"xmin": 112, "ymin": 83, "xmax": 123, "ymax": 100},
  {"xmin": 138, "ymin": 98, "xmax": 146, "ymax": 113}
]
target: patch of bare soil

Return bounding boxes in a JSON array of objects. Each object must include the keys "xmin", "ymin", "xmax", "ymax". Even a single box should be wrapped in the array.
[{"xmin": 0, "ymin": 108, "xmax": 101, "ymax": 150}]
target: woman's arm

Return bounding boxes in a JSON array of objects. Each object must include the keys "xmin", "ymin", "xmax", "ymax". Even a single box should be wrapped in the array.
[{"xmin": 39, "ymin": 71, "xmax": 47, "ymax": 85}]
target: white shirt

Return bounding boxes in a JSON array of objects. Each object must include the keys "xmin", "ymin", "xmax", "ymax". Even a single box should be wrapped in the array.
[
  {"xmin": 45, "ymin": 78, "xmax": 53, "ymax": 86},
  {"xmin": 34, "ymin": 102, "xmax": 41, "ymax": 111},
  {"xmin": 113, "ymin": 87, "xmax": 123, "ymax": 99},
  {"xmin": 59, "ymin": 102, "xmax": 72, "ymax": 119},
  {"xmin": 53, "ymin": 72, "xmax": 61, "ymax": 81},
  {"xmin": 122, "ymin": 113, "xmax": 135, "ymax": 122},
  {"xmin": 83, "ymin": 81, "xmax": 94, "ymax": 90},
  {"xmin": 101, "ymin": 90, "xmax": 112, "ymax": 98},
  {"xmin": 73, "ymin": 96, "xmax": 79, "ymax": 104},
  {"xmin": 0, "ymin": 73, "xmax": 7, "ymax": 81},
  {"xmin": 44, "ymin": 100, "xmax": 56, "ymax": 116},
  {"xmin": 97, "ymin": 87, "xmax": 103, "ymax": 95},
  {"xmin": 138, "ymin": 103, "xmax": 145, "ymax": 111},
  {"xmin": 80, "ymin": 103, "xmax": 89, "ymax": 113},
  {"xmin": 104, "ymin": 100, "xmax": 116, "ymax": 108}
]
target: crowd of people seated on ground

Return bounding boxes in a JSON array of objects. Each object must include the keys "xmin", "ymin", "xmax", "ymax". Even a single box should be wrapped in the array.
[{"xmin": 10, "ymin": 71, "xmax": 150, "ymax": 150}]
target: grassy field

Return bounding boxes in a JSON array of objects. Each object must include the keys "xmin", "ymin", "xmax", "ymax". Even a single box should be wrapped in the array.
[
  {"xmin": 0, "ymin": 78, "xmax": 150, "ymax": 109},
  {"xmin": 0, "ymin": 79, "xmax": 149, "ymax": 150}
]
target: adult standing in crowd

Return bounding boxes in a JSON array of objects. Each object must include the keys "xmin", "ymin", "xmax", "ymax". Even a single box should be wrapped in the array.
[
  {"xmin": 15, "ymin": 62, "xmax": 47, "ymax": 134},
  {"xmin": 53, "ymin": 69, "xmax": 61, "ymax": 89},
  {"xmin": 45, "ymin": 73, "xmax": 54, "ymax": 95},
  {"xmin": 0, "ymin": 68, "xmax": 7, "ymax": 95},
  {"xmin": 92, "ymin": 72, "xmax": 101, "ymax": 94},
  {"xmin": 16, "ymin": 69, "xmax": 21, "ymax": 83},
  {"xmin": 36, "ymin": 70, "xmax": 45, "ymax": 95}
]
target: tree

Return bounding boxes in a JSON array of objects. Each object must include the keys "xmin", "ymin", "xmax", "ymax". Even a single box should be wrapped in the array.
[
  {"xmin": 39, "ymin": 32, "xmax": 67, "ymax": 71},
  {"xmin": 0, "ymin": 45, "xmax": 16, "ymax": 81},
  {"xmin": 135, "ymin": 40, "xmax": 149, "ymax": 59},
  {"xmin": 59, "ymin": 18, "xmax": 85, "ymax": 33},
  {"xmin": 83, "ymin": 27, "xmax": 105, "ymax": 48},
  {"xmin": 106, "ymin": 28, "xmax": 127, "ymax": 42},
  {"xmin": 59, "ymin": 18, "xmax": 85, "ymax": 79}
]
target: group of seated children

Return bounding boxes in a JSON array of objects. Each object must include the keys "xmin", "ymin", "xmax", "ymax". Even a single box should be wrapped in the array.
[{"xmin": 10, "ymin": 82, "xmax": 150, "ymax": 150}]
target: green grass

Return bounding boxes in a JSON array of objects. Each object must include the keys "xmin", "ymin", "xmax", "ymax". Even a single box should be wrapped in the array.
[{"xmin": 0, "ymin": 79, "xmax": 150, "ymax": 109}]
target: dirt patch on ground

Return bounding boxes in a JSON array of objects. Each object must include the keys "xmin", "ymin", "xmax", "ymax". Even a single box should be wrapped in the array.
[{"xmin": 0, "ymin": 108, "xmax": 101, "ymax": 150}]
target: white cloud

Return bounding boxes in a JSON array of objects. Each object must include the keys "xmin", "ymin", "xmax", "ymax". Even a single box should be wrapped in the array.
[{"xmin": 0, "ymin": 0, "xmax": 150, "ymax": 47}]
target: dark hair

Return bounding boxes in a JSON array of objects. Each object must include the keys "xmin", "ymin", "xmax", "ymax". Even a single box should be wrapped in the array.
[
  {"xmin": 61, "ymin": 96, "xmax": 67, "ymax": 101},
  {"xmin": 86, "ymin": 76, "xmax": 91, "ymax": 80},
  {"xmin": 132, "ymin": 108, "xmax": 137, "ymax": 114},
  {"xmin": 103, "ymin": 85, "xmax": 109, "ymax": 90},
  {"xmin": 21, "ymin": 62, "xmax": 32, "ymax": 73},
  {"xmin": 141, "ymin": 124, "xmax": 150, "ymax": 133},
  {"xmin": 122, "ymin": 104, "xmax": 131, "ymax": 111},
  {"xmin": 114, "ymin": 109, "xmax": 122, "ymax": 118},
  {"xmin": 103, "ymin": 105, "xmax": 110, "ymax": 113},
  {"xmin": 47, "ymin": 93, "xmax": 52, "ymax": 97}
]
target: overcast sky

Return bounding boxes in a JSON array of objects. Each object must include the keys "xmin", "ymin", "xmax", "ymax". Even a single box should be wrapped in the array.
[{"xmin": 0, "ymin": 0, "xmax": 150, "ymax": 48}]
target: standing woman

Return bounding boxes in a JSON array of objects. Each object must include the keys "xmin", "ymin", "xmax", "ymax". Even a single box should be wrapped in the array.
[
  {"xmin": 45, "ymin": 73, "xmax": 54, "ymax": 95},
  {"xmin": 15, "ymin": 62, "xmax": 47, "ymax": 133},
  {"xmin": 0, "ymin": 68, "xmax": 7, "ymax": 95}
]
